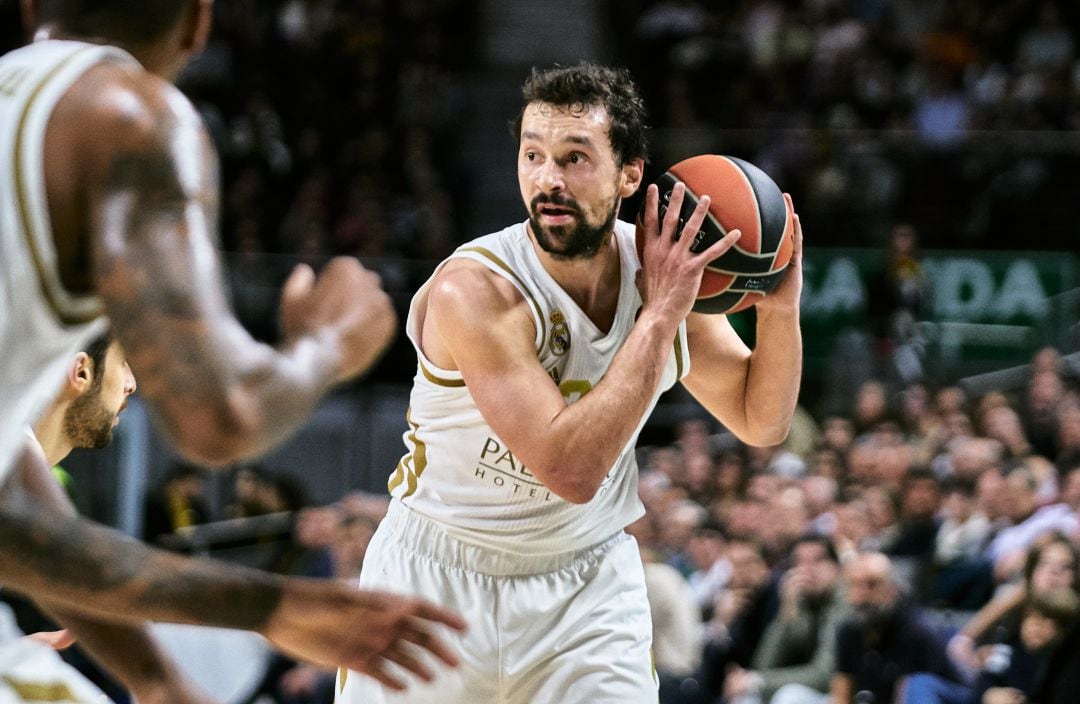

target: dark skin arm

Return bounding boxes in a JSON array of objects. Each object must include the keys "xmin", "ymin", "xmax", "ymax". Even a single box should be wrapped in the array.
[
  {"xmin": 14, "ymin": 447, "xmax": 214, "ymax": 704},
  {"xmin": 0, "ymin": 445, "xmax": 466, "ymax": 691},
  {"xmin": 45, "ymin": 61, "xmax": 396, "ymax": 466},
  {"xmin": 1, "ymin": 452, "xmax": 283, "ymax": 631}
]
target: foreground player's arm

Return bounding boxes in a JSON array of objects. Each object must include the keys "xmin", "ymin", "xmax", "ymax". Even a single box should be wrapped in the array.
[
  {"xmin": 427, "ymin": 184, "xmax": 736, "ymax": 503},
  {"xmin": 15, "ymin": 451, "xmax": 214, "ymax": 704},
  {"xmin": 682, "ymin": 194, "xmax": 803, "ymax": 446},
  {"xmin": 62, "ymin": 65, "xmax": 395, "ymax": 465},
  {"xmin": 34, "ymin": 610, "xmax": 213, "ymax": 704},
  {"xmin": 0, "ymin": 449, "xmax": 465, "ymax": 691}
]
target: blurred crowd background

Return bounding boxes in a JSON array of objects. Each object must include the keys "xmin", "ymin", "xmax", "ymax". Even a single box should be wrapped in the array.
[{"xmin": 1, "ymin": 0, "xmax": 1080, "ymax": 703}]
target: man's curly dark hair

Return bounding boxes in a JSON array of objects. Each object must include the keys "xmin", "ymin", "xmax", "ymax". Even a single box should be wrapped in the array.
[{"xmin": 510, "ymin": 63, "xmax": 650, "ymax": 167}]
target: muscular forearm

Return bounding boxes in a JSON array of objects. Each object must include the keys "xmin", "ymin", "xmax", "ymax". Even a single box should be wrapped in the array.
[
  {"xmin": 743, "ymin": 307, "xmax": 801, "ymax": 444},
  {"xmin": 88, "ymin": 84, "xmax": 355, "ymax": 467},
  {"xmin": 0, "ymin": 481, "xmax": 282, "ymax": 630},
  {"xmin": 536, "ymin": 312, "xmax": 680, "ymax": 502},
  {"xmin": 152, "ymin": 327, "xmax": 339, "ymax": 467},
  {"xmin": 39, "ymin": 602, "xmax": 202, "ymax": 701}
]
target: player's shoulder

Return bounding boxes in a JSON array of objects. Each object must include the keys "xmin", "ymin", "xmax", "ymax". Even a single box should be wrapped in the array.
[
  {"xmin": 428, "ymin": 227, "xmax": 531, "ymax": 320},
  {"xmin": 429, "ymin": 257, "xmax": 522, "ymax": 317},
  {"xmin": 57, "ymin": 60, "xmax": 199, "ymax": 152}
]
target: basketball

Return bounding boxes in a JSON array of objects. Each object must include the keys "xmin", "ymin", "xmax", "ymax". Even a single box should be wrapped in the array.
[{"xmin": 636, "ymin": 154, "xmax": 794, "ymax": 314}]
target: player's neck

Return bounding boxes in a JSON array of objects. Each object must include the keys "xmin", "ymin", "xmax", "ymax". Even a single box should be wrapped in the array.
[
  {"xmin": 32, "ymin": 405, "xmax": 74, "ymax": 467},
  {"xmin": 34, "ymin": 27, "xmax": 183, "ymax": 81}
]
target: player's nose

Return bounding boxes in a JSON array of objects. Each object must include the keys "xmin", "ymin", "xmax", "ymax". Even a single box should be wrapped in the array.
[{"xmin": 535, "ymin": 160, "xmax": 565, "ymax": 192}]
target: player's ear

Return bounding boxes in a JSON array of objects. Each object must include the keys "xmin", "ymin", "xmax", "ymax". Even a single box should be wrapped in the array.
[
  {"xmin": 180, "ymin": 0, "xmax": 213, "ymax": 54},
  {"xmin": 69, "ymin": 352, "xmax": 93, "ymax": 392},
  {"xmin": 619, "ymin": 157, "xmax": 645, "ymax": 198}
]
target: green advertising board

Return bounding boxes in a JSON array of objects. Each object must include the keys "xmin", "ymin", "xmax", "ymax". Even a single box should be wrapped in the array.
[{"xmin": 791, "ymin": 248, "xmax": 1078, "ymax": 380}]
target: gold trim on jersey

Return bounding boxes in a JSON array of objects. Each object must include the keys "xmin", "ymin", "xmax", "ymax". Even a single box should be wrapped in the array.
[
  {"xmin": 337, "ymin": 667, "xmax": 348, "ymax": 693},
  {"xmin": 674, "ymin": 330, "xmax": 685, "ymax": 380},
  {"xmin": 418, "ymin": 359, "xmax": 466, "ymax": 388},
  {"xmin": 388, "ymin": 408, "xmax": 428, "ymax": 498},
  {"xmin": 13, "ymin": 45, "xmax": 103, "ymax": 326},
  {"xmin": 458, "ymin": 245, "xmax": 547, "ymax": 355},
  {"xmin": 1, "ymin": 676, "xmax": 80, "ymax": 702}
]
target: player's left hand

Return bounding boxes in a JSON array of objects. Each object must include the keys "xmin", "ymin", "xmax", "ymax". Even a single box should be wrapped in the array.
[{"xmin": 755, "ymin": 193, "xmax": 803, "ymax": 316}]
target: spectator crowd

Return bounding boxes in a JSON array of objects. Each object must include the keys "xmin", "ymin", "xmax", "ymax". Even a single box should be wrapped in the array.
[
  {"xmin": 608, "ymin": 0, "xmax": 1080, "ymax": 250},
  {"xmin": 633, "ymin": 345, "xmax": 1080, "ymax": 704}
]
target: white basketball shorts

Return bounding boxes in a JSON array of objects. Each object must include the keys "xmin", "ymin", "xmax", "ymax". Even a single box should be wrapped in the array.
[{"xmin": 335, "ymin": 501, "xmax": 657, "ymax": 704}]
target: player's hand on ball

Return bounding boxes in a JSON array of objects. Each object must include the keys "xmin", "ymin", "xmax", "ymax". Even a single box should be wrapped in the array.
[
  {"xmin": 263, "ymin": 580, "xmax": 467, "ymax": 692},
  {"xmin": 754, "ymin": 193, "xmax": 803, "ymax": 316},
  {"xmin": 279, "ymin": 257, "xmax": 398, "ymax": 383},
  {"xmin": 637, "ymin": 182, "xmax": 740, "ymax": 324}
]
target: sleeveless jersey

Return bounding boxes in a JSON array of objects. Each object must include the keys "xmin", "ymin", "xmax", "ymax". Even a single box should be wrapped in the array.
[
  {"xmin": 0, "ymin": 40, "xmax": 136, "ymax": 481},
  {"xmin": 388, "ymin": 220, "xmax": 690, "ymax": 555}
]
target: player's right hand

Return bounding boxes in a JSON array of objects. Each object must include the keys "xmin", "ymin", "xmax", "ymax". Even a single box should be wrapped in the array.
[
  {"xmin": 636, "ymin": 182, "xmax": 739, "ymax": 324},
  {"xmin": 262, "ymin": 579, "xmax": 467, "ymax": 692},
  {"xmin": 279, "ymin": 257, "xmax": 398, "ymax": 383},
  {"xmin": 23, "ymin": 629, "xmax": 76, "ymax": 650}
]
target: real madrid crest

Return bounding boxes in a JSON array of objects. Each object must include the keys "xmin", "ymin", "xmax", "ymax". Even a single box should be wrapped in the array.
[{"xmin": 549, "ymin": 310, "xmax": 571, "ymax": 356}]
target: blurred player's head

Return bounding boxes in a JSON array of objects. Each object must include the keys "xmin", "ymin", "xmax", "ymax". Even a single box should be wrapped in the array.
[
  {"xmin": 63, "ymin": 332, "xmax": 137, "ymax": 449},
  {"xmin": 22, "ymin": 0, "xmax": 212, "ymax": 79},
  {"xmin": 513, "ymin": 63, "xmax": 647, "ymax": 261}
]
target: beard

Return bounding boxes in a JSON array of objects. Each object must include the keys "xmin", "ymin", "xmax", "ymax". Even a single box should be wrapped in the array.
[
  {"xmin": 529, "ymin": 193, "xmax": 618, "ymax": 261},
  {"xmin": 63, "ymin": 386, "xmax": 116, "ymax": 450},
  {"xmin": 850, "ymin": 602, "xmax": 896, "ymax": 630}
]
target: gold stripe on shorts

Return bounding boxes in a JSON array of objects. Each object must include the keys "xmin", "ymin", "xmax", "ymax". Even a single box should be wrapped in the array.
[{"xmin": 2, "ymin": 676, "xmax": 82, "ymax": 702}]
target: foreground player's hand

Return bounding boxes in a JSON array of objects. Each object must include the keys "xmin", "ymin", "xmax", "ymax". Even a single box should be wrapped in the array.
[
  {"xmin": 280, "ymin": 257, "xmax": 398, "ymax": 383},
  {"xmin": 263, "ymin": 580, "xmax": 467, "ymax": 692},
  {"xmin": 24, "ymin": 628, "xmax": 76, "ymax": 650}
]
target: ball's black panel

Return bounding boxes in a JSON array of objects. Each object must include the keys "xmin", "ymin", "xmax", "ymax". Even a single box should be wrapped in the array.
[
  {"xmin": 726, "ymin": 156, "xmax": 788, "ymax": 253},
  {"xmin": 692, "ymin": 267, "xmax": 790, "ymax": 314}
]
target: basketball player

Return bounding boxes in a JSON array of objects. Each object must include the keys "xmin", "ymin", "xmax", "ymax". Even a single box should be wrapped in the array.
[
  {"xmin": 0, "ymin": 0, "xmax": 464, "ymax": 695},
  {"xmin": 337, "ymin": 63, "xmax": 803, "ymax": 703},
  {"xmin": 14, "ymin": 332, "xmax": 212, "ymax": 703}
]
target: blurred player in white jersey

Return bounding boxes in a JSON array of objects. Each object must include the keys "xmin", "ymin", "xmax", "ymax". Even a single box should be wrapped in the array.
[
  {"xmin": 338, "ymin": 63, "xmax": 804, "ymax": 703},
  {"xmin": 0, "ymin": 0, "xmax": 464, "ymax": 697},
  {"xmin": 8, "ymin": 332, "xmax": 213, "ymax": 703}
]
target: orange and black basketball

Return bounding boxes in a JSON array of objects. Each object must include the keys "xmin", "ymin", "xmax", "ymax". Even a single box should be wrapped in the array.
[{"xmin": 636, "ymin": 154, "xmax": 794, "ymax": 314}]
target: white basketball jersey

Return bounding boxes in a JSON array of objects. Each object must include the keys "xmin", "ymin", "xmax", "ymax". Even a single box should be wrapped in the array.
[
  {"xmin": 390, "ymin": 220, "xmax": 690, "ymax": 555},
  {"xmin": 0, "ymin": 40, "xmax": 135, "ymax": 482}
]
